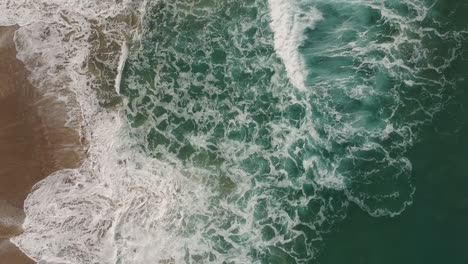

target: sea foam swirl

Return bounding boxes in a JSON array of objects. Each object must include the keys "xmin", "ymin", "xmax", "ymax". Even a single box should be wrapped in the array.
[{"xmin": 268, "ymin": 0, "xmax": 323, "ymax": 91}]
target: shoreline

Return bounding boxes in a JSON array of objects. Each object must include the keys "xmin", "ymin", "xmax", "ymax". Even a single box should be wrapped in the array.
[{"xmin": 0, "ymin": 26, "xmax": 85, "ymax": 263}]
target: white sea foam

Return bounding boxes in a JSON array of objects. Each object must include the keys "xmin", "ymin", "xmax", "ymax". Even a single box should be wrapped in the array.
[
  {"xmin": 1, "ymin": 0, "xmax": 258, "ymax": 260},
  {"xmin": 0, "ymin": 1, "xmax": 170, "ymax": 263},
  {"xmin": 267, "ymin": 0, "xmax": 323, "ymax": 91},
  {"xmin": 0, "ymin": 0, "xmax": 144, "ymax": 26},
  {"xmin": 1, "ymin": 1, "xmax": 248, "ymax": 262},
  {"xmin": 13, "ymin": 110, "xmax": 206, "ymax": 263},
  {"xmin": 115, "ymin": 42, "xmax": 129, "ymax": 95},
  {"xmin": 266, "ymin": 0, "xmax": 460, "ymax": 219}
]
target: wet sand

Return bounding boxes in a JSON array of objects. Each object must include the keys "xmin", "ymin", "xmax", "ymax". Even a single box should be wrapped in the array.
[{"xmin": 0, "ymin": 26, "xmax": 84, "ymax": 264}]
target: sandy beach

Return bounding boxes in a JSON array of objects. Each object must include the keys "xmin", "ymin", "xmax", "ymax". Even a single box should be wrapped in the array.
[{"xmin": 0, "ymin": 26, "xmax": 85, "ymax": 264}]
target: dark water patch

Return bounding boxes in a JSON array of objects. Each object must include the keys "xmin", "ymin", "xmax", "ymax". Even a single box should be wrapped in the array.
[{"xmin": 317, "ymin": 0, "xmax": 468, "ymax": 262}]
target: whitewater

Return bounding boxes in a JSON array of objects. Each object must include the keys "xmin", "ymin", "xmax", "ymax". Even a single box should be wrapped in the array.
[{"xmin": 0, "ymin": 0, "xmax": 465, "ymax": 263}]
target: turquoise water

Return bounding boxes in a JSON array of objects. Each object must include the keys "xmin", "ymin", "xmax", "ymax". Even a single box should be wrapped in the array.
[{"xmin": 120, "ymin": 0, "xmax": 467, "ymax": 263}]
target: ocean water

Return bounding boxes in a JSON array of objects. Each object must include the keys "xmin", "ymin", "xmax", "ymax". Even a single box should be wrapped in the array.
[
  {"xmin": 118, "ymin": 0, "xmax": 467, "ymax": 263},
  {"xmin": 2, "ymin": 0, "xmax": 468, "ymax": 263}
]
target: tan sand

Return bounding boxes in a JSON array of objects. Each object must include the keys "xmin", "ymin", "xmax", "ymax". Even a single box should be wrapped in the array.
[{"xmin": 0, "ymin": 26, "xmax": 85, "ymax": 264}]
